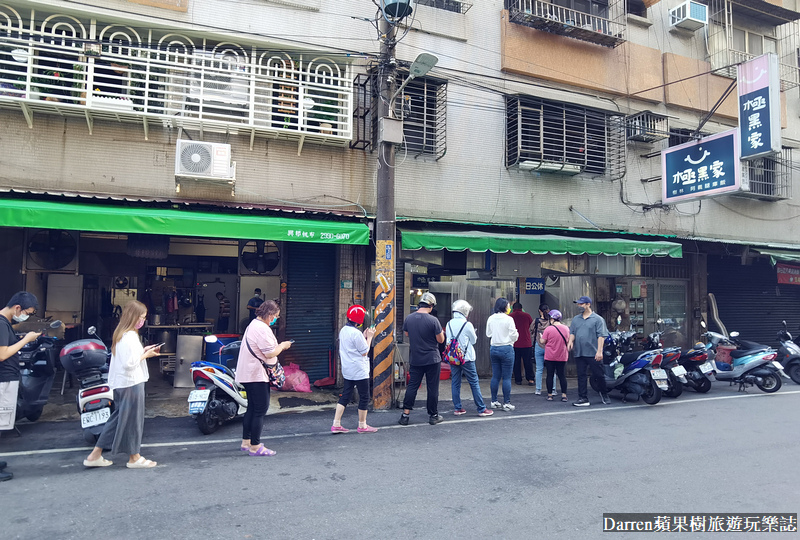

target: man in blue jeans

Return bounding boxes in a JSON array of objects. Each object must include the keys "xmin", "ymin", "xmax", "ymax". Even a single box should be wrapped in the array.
[
  {"xmin": 399, "ymin": 292, "xmax": 446, "ymax": 426},
  {"xmin": 568, "ymin": 296, "xmax": 609, "ymax": 407}
]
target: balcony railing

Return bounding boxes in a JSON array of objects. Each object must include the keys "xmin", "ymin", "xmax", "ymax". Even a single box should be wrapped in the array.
[
  {"xmin": 0, "ymin": 30, "xmax": 352, "ymax": 148},
  {"xmin": 507, "ymin": 0, "xmax": 626, "ymax": 48}
]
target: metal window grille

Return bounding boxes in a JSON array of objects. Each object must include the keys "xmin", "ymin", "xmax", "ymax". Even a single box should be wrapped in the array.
[
  {"xmin": 415, "ymin": 0, "xmax": 473, "ymax": 14},
  {"xmin": 506, "ymin": 0, "xmax": 626, "ymax": 48},
  {"xmin": 506, "ymin": 95, "xmax": 625, "ymax": 179},
  {"xmin": 706, "ymin": 0, "xmax": 800, "ymax": 90},
  {"xmin": 626, "ymin": 111, "xmax": 669, "ymax": 143},
  {"xmin": 740, "ymin": 147, "xmax": 793, "ymax": 200},
  {"xmin": 396, "ymin": 76, "xmax": 447, "ymax": 160},
  {"xmin": 641, "ymin": 258, "xmax": 690, "ymax": 279}
]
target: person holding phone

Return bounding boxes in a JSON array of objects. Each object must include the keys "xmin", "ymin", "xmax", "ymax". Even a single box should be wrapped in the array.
[
  {"xmin": 331, "ymin": 305, "xmax": 377, "ymax": 433},
  {"xmin": 84, "ymin": 300, "xmax": 162, "ymax": 469}
]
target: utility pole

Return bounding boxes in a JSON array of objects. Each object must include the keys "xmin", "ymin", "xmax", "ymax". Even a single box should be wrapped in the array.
[{"xmin": 371, "ymin": 15, "xmax": 398, "ymax": 410}]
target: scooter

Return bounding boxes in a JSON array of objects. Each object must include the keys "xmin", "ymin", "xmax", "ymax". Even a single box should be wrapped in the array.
[
  {"xmin": 776, "ymin": 320, "xmax": 800, "ymax": 384},
  {"xmin": 675, "ymin": 344, "xmax": 715, "ymax": 393},
  {"xmin": 60, "ymin": 326, "xmax": 114, "ymax": 445},
  {"xmin": 591, "ymin": 330, "xmax": 667, "ymax": 404},
  {"xmin": 642, "ymin": 326, "xmax": 685, "ymax": 398},
  {"xmin": 15, "ymin": 320, "xmax": 62, "ymax": 423},
  {"xmin": 188, "ymin": 336, "xmax": 247, "ymax": 434},
  {"xmin": 703, "ymin": 329, "xmax": 784, "ymax": 393}
]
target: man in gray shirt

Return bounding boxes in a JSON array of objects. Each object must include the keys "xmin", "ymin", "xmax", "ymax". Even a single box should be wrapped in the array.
[{"xmin": 567, "ymin": 296, "xmax": 609, "ymax": 407}]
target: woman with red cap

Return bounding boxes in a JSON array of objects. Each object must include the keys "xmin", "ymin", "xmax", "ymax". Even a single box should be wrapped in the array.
[{"xmin": 331, "ymin": 305, "xmax": 377, "ymax": 433}]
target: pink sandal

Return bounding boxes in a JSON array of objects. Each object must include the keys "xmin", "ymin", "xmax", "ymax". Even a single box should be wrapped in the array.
[{"xmin": 249, "ymin": 445, "xmax": 277, "ymax": 457}]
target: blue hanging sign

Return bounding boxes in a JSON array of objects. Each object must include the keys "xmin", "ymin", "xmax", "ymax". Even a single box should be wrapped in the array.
[
  {"xmin": 524, "ymin": 278, "xmax": 545, "ymax": 294},
  {"xmin": 737, "ymin": 53, "xmax": 781, "ymax": 160},
  {"xmin": 661, "ymin": 129, "xmax": 741, "ymax": 204}
]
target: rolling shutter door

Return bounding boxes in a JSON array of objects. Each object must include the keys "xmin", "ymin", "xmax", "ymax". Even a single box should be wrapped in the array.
[{"xmin": 284, "ymin": 243, "xmax": 336, "ymax": 383}]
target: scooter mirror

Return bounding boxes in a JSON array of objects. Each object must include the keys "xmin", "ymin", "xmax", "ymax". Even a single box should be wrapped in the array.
[
  {"xmin": 50, "ymin": 320, "xmax": 63, "ymax": 329},
  {"xmin": 204, "ymin": 335, "xmax": 219, "ymax": 343},
  {"xmin": 700, "ymin": 320, "xmax": 707, "ymax": 328},
  {"xmin": 730, "ymin": 331, "xmax": 739, "ymax": 338},
  {"xmin": 88, "ymin": 326, "xmax": 97, "ymax": 335},
  {"xmin": 782, "ymin": 320, "xmax": 787, "ymax": 329}
]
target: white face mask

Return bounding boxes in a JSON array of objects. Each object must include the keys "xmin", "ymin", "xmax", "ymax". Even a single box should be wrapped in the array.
[{"xmin": 13, "ymin": 312, "xmax": 30, "ymax": 323}]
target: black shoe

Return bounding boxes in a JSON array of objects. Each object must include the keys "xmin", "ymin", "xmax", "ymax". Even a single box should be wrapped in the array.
[
  {"xmin": 0, "ymin": 470, "xmax": 12, "ymax": 482},
  {"xmin": 398, "ymin": 414, "xmax": 409, "ymax": 426},
  {"xmin": 573, "ymin": 398, "xmax": 590, "ymax": 407},
  {"xmin": 514, "ymin": 381, "xmax": 522, "ymax": 385},
  {"xmin": 600, "ymin": 392, "xmax": 611, "ymax": 404},
  {"xmin": 0, "ymin": 460, "xmax": 6, "ymax": 470},
  {"xmin": 429, "ymin": 414, "xmax": 443, "ymax": 425}
]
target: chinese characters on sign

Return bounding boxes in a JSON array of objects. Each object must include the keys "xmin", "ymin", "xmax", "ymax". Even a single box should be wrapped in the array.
[
  {"xmin": 524, "ymin": 278, "xmax": 545, "ymax": 294},
  {"xmin": 737, "ymin": 54, "xmax": 781, "ymax": 160},
  {"xmin": 661, "ymin": 130, "xmax": 741, "ymax": 204},
  {"xmin": 777, "ymin": 263, "xmax": 800, "ymax": 285}
]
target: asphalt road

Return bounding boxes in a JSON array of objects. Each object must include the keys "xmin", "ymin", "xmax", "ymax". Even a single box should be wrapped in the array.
[{"xmin": 2, "ymin": 383, "xmax": 799, "ymax": 540}]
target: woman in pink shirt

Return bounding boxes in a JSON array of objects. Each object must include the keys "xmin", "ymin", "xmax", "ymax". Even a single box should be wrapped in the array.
[
  {"xmin": 235, "ymin": 300, "xmax": 292, "ymax": 456},
  {"xmin": 539, "ymin": 310, "xmax": 570, "ymax": 402}
]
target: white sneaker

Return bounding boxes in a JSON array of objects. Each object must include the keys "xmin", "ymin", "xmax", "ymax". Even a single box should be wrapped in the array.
[
  {"xmin": 491, "ymin": 401, "xmax": 502, "ymax": 409},
  {"xmin": 502, "ymin": 403, "xmax": 516, "ymax": 411}
]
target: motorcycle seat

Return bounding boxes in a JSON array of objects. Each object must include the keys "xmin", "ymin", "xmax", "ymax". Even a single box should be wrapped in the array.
[
  {"xmin": 738, "ymin": 339, "xmax": 768, "ymax": 350},
  {"xmin": 730, "ymin": 348, "xmax": 769, "ymax": 359},
  {"xmin": 619, "ymin": 351, "xmax": 640, "ymax": 366}
]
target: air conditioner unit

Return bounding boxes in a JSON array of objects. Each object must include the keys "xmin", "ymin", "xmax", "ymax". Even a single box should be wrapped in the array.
[
  {"xmin": 518, "ymin": 160, "xmax": 582, "ymax": 175},
  {"xmin": 670, "ymin": 1, "xmax": 707, "ymax": 31},
  {"xmin": 175, "ymin": 140, "xmax": 236, "ymax": 180},
  {"xmin": 24, "ymin": 229, "xmax": 79, "ymax": 273},
  {"xmin": 189, "ymin": 50, "xmax": 249, "ymax": 105}
]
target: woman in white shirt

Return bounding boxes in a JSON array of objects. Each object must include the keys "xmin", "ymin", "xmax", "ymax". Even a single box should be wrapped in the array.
[
  {"xmin": 486, "ymin": 298, "xmax": 519, "ymax": 411},
  {"xmin": 84, "ymin": 301, "xmax": 162, "ymax": 469}
]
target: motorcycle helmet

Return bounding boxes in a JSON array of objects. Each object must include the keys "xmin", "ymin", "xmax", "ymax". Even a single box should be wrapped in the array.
[
  {"xmin": 451, "ymin": 299, "xmax": 472, "ymax": 317},
  {"xmin": 420, "ymin": 292, "xmax": 437, "ymax": 307},
  {"xmin": 548, "ymin": 309, "xmax": 562, "ymax": 321},
  {"xmin": 346, "ymin": 305, "xmax": 367, "ymax": 326}
]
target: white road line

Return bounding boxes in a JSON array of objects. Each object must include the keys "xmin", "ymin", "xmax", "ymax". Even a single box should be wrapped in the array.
[{"xmin": 2, "ymin": 390, "xmax": 798, "ymax": 458}]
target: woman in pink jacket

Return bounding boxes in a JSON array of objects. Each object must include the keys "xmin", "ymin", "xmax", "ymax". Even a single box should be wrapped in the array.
[
  {"xmin": 235, "ymin": 300, "xmax": 292, "ymax": 456},
  {"xmin": 539, "ymin": 310, "xmax": 570, "ymax": 402}
]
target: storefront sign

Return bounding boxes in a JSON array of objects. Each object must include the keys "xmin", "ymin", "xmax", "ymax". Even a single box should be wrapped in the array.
[
  {"xmin": 662, "ymin": 129, "xmax": 741, "ymax": 204},
  {"xmin": 777, "ymin": 263, "xmax": 800, "ymax": 285},
  {"xmin": 411, "ymin": 274, "xmax": 430, "ymax": 289},
  {"xmin": 738, "ymin": 54, "xmax": 781, "ymax": 160},
  {"xmin": 523, "ymin": 278, "xmax": 545, "ymax": 294}
]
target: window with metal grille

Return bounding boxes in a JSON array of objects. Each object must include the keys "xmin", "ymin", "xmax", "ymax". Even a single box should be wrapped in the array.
[
  {"xmin": 742, "ymin": 147, "xmax": 793, "ymax": 200},
  {"xmin": 668, "ymin": 128, "xmax": 708, "ymax": 147},
  {"xmin": 416, "ymin": 0, "xmax": 473, "ymax": 13},
  {"xmin": 506, "ymin": 95, "xmax": 625, "ymax": 178},
  {"xmin": 398, "ymin": 76, "xmax": 447, "ymax": 160}
]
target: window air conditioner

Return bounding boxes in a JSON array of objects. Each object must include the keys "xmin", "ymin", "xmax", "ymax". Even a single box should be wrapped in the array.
[
  {"xmin": 670, "ymin": 1, "xmax": 707, "ymax": 31},
  {"xmin": 175, "ymin": 139, "xmax": 236, "ymax": 181}
]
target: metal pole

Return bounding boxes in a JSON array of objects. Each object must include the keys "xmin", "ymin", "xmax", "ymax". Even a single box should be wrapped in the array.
[{"xmin": 372, "ymin": 16, "xmax": 397, "ymax": 410}]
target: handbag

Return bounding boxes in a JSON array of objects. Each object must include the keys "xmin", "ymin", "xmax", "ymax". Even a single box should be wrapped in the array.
[
  {"xmin": 442, "ymin": 320, "xmax": 468, "ymax": 366},
  {"xmin": 244, "ymin": 330, "xmax": 285, "ymax": 389}
]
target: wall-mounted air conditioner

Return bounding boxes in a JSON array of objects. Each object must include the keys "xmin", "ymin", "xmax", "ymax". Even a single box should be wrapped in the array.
[
  {"xmin": 518, "ymin": 160, "xmax": 582, "ymax": 175},
  {"xmin": 670, "ymin": 1, "xmax": 707, "ymax": 31},
  {"xmin": 175, "ymin": 140, "xmax": 236, "ymax": 195}
]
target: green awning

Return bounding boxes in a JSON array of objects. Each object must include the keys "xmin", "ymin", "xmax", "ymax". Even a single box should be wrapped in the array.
[
  {"xmin": 757, "ymin": 248, "xmax": 800, "ymax": 265},
  {"xmin": 0, "ymin": 199, "xmax": 369, "ymax": 245},
  {"xmin": 400, "ymin": 229, "xmax": 682, "ymax": 258}
]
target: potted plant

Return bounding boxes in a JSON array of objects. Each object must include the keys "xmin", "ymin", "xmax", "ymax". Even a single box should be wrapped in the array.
[{"xmin": 309, "ymin": 97, "xmax": 338, "ymax": 134}]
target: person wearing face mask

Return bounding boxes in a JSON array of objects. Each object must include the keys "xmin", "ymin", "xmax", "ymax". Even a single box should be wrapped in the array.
[
  {"xmin": 0, "ymin": 292, "xmax": 41, "ymax": 482},
  {"xmin": 568, "ymin": 296, "xmax": 609, "ymax": 407},
  {"xmin": 235, "ymin": 300, "xmax": 292, "ymax": 456},
  {"xmin": 84, "ymin": 300, "xmax": 162, "ymax": 469},
  {"xmin": 246, "ymin": 288, "xmax": 264, "ymax": 322}
]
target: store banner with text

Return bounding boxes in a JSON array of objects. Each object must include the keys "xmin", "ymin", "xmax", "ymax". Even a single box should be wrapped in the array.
[
  {"xmin": 738, "ymin": 54, "xmax": 781, "ymax": 160},
  {"xmin": 777, "ymin": 263, "xmax": 800, "ymax": 285}
]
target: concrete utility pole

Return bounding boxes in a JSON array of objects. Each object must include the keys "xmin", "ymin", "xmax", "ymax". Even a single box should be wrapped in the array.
[{"xmin": 371, "ymin": 15, "xmax": 398, "ymax": 411}]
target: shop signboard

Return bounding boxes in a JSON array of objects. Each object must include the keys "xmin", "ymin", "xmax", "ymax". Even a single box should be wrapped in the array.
[
  {"xmin": 523, "ymin": 277, "xmax": 545, "ymax": 294},
  {"xmin": 737, "ymin": 53, "xmax": 781, "ymax": 160},
  {"xmin": 661, "ymin": 129, "xmax": 741, "ymax": 204},
  {"xmin": 411, "ymin": 274, "xmax": 431, "ymax": 289},
  {"xmin": 777, "ymin": 263, "xmax": 800, "ymax": 285}
]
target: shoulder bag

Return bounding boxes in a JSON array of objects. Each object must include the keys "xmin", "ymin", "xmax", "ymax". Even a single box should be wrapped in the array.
[{"xmin": 244, "ymin": 329, "xmax": 285, "ymax": 389}]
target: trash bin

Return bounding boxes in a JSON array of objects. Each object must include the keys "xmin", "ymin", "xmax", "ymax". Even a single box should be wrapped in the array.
[{"xmin": 205, "ymin": 334, "xmax": 241, "ymax": 368}]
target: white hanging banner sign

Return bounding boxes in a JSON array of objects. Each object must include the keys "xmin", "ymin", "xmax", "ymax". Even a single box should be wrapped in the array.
[{"xmin": 737, "ymin": 53, "xmax": 781, "ymax": 160}]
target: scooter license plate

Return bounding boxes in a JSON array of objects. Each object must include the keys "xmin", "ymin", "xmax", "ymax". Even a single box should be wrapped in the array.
[
  {"xmin": 81, "ymin": 408, "xmax": 111, "ymax": 429},
  {"xmin": 188, "ymin": 389, "xmax": 210, "ymax": 403},
  {"xmin": 699, "ymin": 361, "xmax": 714, "ymax": 374},
  {"xmin": 671, "ymin": 365, "xmax": 687, "ymax": 377},
  {"xmin": 655, "ymin": 380, "xmax": 669, "ymax": 390},
  {"xmin": 651, "ymin": 368, "xmax": 668, "ymax": 380},
  {"xmin": 772, "ymin": 361, "xmax": 784, "ymax": 370}
]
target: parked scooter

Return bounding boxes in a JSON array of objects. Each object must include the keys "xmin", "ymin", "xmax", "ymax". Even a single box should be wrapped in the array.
[
  {"xmin": 188, "ymin": 336, "xmax": 247, "ymax": 434},
  {"xmin": 591, "ymin": 330, "xmax": 668, "ymax": 404},
  {"xmin": 675, "ymin": 344, "xmax": 715, "ymax": 393},
  {"xmin": 60, "ymin": 326, "xmax": 114, "ymax": 444},
  {"xmin": 702, "ymin": 325, "xmax": 784, "ymax": 393},
  {"xmin": 642, "ymin": 325, "xmax": 685, "ymax": 398},
  {"xmin": 16, "ymin": 320, "xmax": 62, "ymax": 422},
  {"xmin": 776, "ymin": 320, "xmax": 800, "ymax": 384}
]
